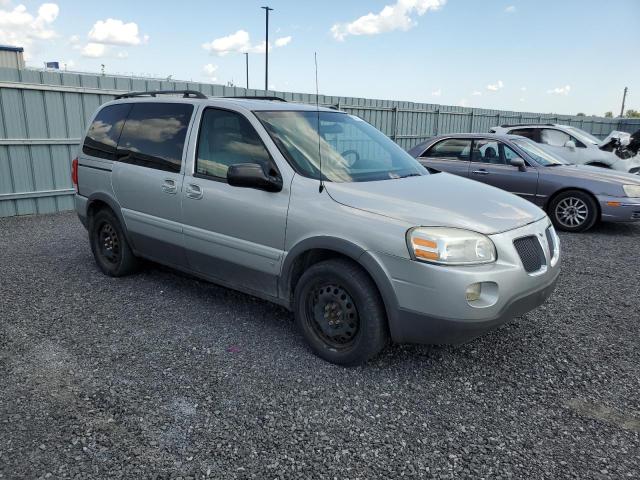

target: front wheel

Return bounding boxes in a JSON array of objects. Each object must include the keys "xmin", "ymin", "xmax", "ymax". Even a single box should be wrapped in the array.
[
  {"xmin": 549, "ymin": 190, "xmax": 598, "ymax": 232},
  {"xmin": 293, "ymin": 259, "xmax": 389, "ymax": 366}
]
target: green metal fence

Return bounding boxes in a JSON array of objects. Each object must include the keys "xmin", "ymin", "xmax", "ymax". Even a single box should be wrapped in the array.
[{"xmin": 0, "ymin": 66, "xmax": 636, "ymax": 217}]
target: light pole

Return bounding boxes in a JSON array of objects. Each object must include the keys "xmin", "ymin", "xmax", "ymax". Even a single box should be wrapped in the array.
[
  {"xmin": 620, "ymin": 87, "xmax": 628, "ymax": 117},
  {"xmin": 244, "ymin": 52, "xmax": 249, "ymax": 90},
  {"xmin": 261, "ymin": 6, "xmax": 273, "ymax": 91}
]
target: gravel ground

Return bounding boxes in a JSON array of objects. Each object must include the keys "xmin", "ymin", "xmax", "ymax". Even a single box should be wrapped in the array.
[{"xmin": 1, "ymin": 211, "xmax": 639, "ymax": 479}]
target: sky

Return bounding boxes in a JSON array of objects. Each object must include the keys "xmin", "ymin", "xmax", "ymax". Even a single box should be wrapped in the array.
[{"xmin": 1, "ymin": 0, "xmax": 639, "ymax": 116}]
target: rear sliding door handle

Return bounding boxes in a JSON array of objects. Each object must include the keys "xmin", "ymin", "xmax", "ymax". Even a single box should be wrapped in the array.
[
  {"xmin": 186, "ymin": 183, "xmax": 203, "ymax": 200},
  {"xmin": 472, "ymin": 169, "xmax": 490, "ymax": 175},
  {"xmin": 161, "ymin": 178, "xmax": 177, "ymax": 194}
]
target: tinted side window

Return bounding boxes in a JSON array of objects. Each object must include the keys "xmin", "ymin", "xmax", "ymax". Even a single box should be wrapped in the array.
[
  {"xmin": 196, "ymin": 108, "xmax": 272, "ymax": 179},
  {"xmin": 509, "ymin": 128, "xmax": 540, "ymax": 142},
  {"xmin": 424, "ymin": 139, "xmax": 471, "ymax": 160},
  {"xmin": 82, "ymin": 104, "xmax": 131, "ymax": 160},
  {"xmin": 540, "ymin": 129, "xmax": 572, "ymax": 147},
  {"xmin": 116, "ymin": 103, "xmax": 194, "ymax": 173}
]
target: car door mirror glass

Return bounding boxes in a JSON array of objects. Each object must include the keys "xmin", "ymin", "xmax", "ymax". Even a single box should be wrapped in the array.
[
  {"xmin": 564, "ymin": 140, "xmax": 576, "ymax": 150},
  {"xmin": 227, "ymin": 163, "xmax": 283, "ymax": 192}
]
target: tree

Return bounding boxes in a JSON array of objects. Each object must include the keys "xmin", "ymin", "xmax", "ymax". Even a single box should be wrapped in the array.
[
  {"xmin": 576, "ymin": 112, "xmax": 586, "ymax": 116},
  {"xmin": 625, "ymin": 109, "xmax": 640, "ymax": 118},
  {"xmin": 604, "ymin": 111, "xmax": 613, "ymax": 118}
]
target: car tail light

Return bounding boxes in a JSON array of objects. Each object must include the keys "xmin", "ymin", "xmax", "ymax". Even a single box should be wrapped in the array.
[{"xmin": 71, "ymin": 157, "xmax": 78, "ymax": 191}]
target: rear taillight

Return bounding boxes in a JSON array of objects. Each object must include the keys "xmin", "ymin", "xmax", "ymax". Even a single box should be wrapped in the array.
[{"xmin": 71, "ymin": 157, "xmax": 78, "ymax": 191}]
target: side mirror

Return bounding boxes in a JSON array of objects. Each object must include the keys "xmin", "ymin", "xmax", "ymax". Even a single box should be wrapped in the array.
[
  {"xmin": 510, "ymin": 157, "xmax": 527, "ymax": 172},
  {"xmin": 227, "ymin": 163, "xmax": 283, "ymax": 192},
  {"xmin": 564, "ymin": 140, "xmax": 576, "ymax": 150}
]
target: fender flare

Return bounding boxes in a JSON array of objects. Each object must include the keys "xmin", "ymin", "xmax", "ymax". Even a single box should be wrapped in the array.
[
  {"xmin": 279, "ymin": 236, "xmax": 400, "ymax": 329},
  {"xmin": 85, "ymin": 193, "xmax": 136, "ymax": 247}
]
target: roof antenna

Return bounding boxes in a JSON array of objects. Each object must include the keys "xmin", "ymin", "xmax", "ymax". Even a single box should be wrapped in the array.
[{"xmin": 315, "ymin": 52, "xmax": 324, "ymax": 193}]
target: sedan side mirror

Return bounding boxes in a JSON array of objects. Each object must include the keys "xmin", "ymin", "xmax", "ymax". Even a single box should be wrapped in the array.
[
  {"xmin": 564, "ymin": 140, "xmax": 576, "ymax": 150},
  {"xmin": 227, "ymin": 163, "xmax": 283, "ymax": 192},
  {"xmin": 510, "ymin": 157, "xmax": 527, "ymax": 172}
]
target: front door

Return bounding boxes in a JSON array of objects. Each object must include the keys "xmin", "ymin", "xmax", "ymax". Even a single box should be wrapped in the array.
[
  {"xmin": 111, "ymin": 102, "xmax": 195, "ymax": 268},
  {"xmin": 468, "ymin": 139, "xmax": 539, "ymax": 201},
  {"xmin": 181, "ymin": 107, "xmax": 289, "ymax": 299}
]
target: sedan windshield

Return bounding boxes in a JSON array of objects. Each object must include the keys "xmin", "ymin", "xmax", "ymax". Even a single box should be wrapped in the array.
[
  {"xmin": 564, "ymin": 126, "xmax": 600, "ymax": 145},
  {"xmin": 513, "ymin": 139, "xmax": 568, "ymax": 166},
  {"xmin": 255, "ymin": 110, "xmax": 427, "ymax": 182}
]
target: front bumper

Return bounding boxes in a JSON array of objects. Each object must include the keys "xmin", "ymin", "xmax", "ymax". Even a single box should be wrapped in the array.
[
  {"xmin": 370, "ymin": 217, "xmax": 561, "ymax": 345},
  {"xmin": 597, "ymin": 195, "xmax": 640, "ymax": 222}
]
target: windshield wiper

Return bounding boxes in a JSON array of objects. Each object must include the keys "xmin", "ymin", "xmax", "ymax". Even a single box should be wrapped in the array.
[{"xmin": 397, "ymin": 173, "xmax": 422, "ymax": 178}]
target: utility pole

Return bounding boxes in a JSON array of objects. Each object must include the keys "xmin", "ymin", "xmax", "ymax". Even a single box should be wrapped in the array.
[
  {"xmin": 620, "ymin": 87, "xmax": 628, "ymax": 117},
  {"xmin": 244, "ymin": 52, "xmax": 249, "ymax": 90},
  {"xmin": 261, "ymin": 6, "xmax": 273, "ymax": 91}
]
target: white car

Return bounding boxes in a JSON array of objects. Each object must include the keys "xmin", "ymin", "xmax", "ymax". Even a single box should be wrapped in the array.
[{"xmin": 490, "ymin": 123, "xmax": 640, "ymax": 175}]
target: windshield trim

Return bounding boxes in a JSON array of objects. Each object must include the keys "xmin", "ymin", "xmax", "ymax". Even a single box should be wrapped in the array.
[{"xmin": 512, "ymin": 138, "xmax": 568, "ymax": 166}]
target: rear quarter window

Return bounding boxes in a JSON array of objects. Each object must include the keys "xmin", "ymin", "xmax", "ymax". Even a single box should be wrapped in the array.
[{"xmin": 82, "ymin": 104, "xmax": 132, "ymax": 160}]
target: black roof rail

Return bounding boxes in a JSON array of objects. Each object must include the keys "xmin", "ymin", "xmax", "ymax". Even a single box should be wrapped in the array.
[
  {"xmin": 114, "ymin": 90, "xmax": 208, "ymax": 100},
  {"xmin": 499, "ymin": 123, "xmax": 556, "ymax": 128},
  {"xmin": 223, "ymin": 95, "xmax": 287, "ymax": 102}
]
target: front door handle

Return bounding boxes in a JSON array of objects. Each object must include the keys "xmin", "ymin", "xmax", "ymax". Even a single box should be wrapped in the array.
[
  {"xmin": 186, "ymin": 183, "xmax": 203, "ymax": 200},
  {"xmin": 472, "ymin": 169, "xmax": 490, "ymax": 175},
  {"xmin": 161, "ymin": 178, "xmax": 177, "ymax": 194}
]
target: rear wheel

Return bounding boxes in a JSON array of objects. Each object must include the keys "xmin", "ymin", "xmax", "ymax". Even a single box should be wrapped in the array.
[
  {"xmin": 293, "ymin": 259, "xmax": 388, "ymax": 366},
  {"xmin": 549, "ymin": 190, "xmax": 598, "ymax": 233},
  {"xmin": 89, "ymin": 209, "xmax": 139, "ymax": 276}
]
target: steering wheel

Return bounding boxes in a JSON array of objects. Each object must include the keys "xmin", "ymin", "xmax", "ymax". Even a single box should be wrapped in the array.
[{"xmin": 341, "ymin": 149, "xmax": 360, "ymax": 167}]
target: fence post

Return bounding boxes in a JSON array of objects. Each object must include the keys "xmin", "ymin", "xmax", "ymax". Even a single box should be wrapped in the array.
[
  {"xmin": 469, "ymin": 110, "xmax": 475, "ymax": 132},
  {"xmin": 435, "ymin": 108, "xmax": 440, "ymax": 135},
  {"xmin": 392, "ymin": 106, "xmax": 398, "ymax": 141}
]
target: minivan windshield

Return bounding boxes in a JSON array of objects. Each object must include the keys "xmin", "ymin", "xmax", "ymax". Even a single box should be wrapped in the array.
[
  {"xmin": 513, "ymin": 138, "xmax": 568, "ymax": 166},
  {"xmin": 255, "ymin": 111, "xmax": 427, "ymax": 182}
]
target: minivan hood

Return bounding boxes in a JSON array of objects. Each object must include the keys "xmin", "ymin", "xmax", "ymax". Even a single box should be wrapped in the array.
[{"xmin": 325, "ymin": 173, "xmax": 546, "ymax": 235}]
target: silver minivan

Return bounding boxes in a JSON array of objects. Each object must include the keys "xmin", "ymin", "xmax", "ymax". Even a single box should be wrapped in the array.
[{"xmin": 74, "ymin": 91, "xmax": 560, "ymax": 365}]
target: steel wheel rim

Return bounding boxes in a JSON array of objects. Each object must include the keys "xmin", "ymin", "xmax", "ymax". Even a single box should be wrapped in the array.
[
  {"xmin": 98, "ymin": 222, "xmax": 120, "ymax": 264},
  {"xmin": 555, "ymin": 197, "xmax": 589, "ymax": 228},
  {"xmin": 305, "ymin": 283, "xmax": 360, "ymax": 350}
]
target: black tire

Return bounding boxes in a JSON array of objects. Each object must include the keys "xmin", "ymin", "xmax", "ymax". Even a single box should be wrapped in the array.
[
  {"xmin": 293, "ymin": 258, "xmax": 389, "ymax": 366},
  {"xmin": 89, "ymin": 208, "xmax": 140, "ymax": 277},
  {"xmin": 548, "ymin": 190, "xmax": 598, "ymax": 233}
]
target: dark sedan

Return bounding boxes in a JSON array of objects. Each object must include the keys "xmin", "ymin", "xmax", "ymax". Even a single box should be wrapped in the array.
[{"xmin": 408, "ymin": 134, "xmax": 640, "ymax": 232}]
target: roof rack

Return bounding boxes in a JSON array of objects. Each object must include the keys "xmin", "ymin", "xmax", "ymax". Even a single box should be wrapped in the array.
[
  {"xmin": 500, "ymin": 123, "xmax": 556, "ymax": 128},
  {"xmin": 224, "ymin": 95, "xmax": 287, "ymax": 102},
  {"xmin": 114, "ymin": 90, "xmax": 208, "ymax": 100}
]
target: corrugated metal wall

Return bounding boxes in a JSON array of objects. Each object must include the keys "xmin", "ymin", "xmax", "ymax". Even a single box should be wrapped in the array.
[{"xmin": 0, "ymin": 66, "xmax": 637, "ymax": 217}]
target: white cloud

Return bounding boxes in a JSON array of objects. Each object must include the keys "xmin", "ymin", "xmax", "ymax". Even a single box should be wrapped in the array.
[
  {"xmin": 81, "ymin": 42, "xmax": 107, "ymax": 58},
  {"xmin": 519, "ymin": 97, "xmax": 526, "ymax": 102},
  {"xmin": 202, "ymin": 30, "xmax": 250, "ymax": 56},
  {"xmin": 431, "ymin": 88, "xmax": 441, "ymax": 97},
  {"xmin": 472, "ymin": 90, "xmax": 482, "ymax": 96},
  {"xmin": 203, "ymin": 63, "xmax": 218, "ymax": 80},
  {"xmin": 0, "ymin": 3, "xmax": 59, "ymax": 57},
  {"xmin": 274, "ymin": 35, "xmax": 292, "ymax": 47},
  {"xmin": 486, "ymin": 80, "xmax": 504, "ymax": 91},
  {"xmin": 458, "ymin": 98, "xmax": 468, "ymax": 107},
  {"xmin": 202, "ymin": 29, "xmax": 291, "ymax": 56},
  {"xmin": 116, "ymin": 51, "xmax": 128, "ymax": 59},
  {"xmin": 331, "ymin": 0, "xmax": 446, "ymax": 41},
  {"xmin": 520, "ymin": 86, "xmax": 527, "ymax": 91},
  {"xmin": 547, "ymin": 85, "xmax": 571, "ymax": 95},
  {"xmin": 505, "ymin": 5, "xmax": 516, "ymax": 13},
  {"xmin": 88, "ymin": 18, "xmax": 146, "ymax": 46}
]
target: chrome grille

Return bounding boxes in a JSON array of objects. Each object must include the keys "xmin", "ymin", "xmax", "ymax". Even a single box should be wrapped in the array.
[{"xmin": 513, "ymin": 235, "xmax": 546, "ymax": 273}]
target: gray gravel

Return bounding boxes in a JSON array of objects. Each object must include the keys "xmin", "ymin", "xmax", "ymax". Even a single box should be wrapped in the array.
[{"xmin": 1, "ymin": 212, "xmax": 639, "ymax": 479}]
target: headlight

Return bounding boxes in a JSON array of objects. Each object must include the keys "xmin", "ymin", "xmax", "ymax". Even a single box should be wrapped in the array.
[
  {"xmin": 407, "ymin": 227, "xmax": 496, "ymax": 265},
  {"xmin": 623, "ymin": 184, "xmax": 640, "ymax": 197}
]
